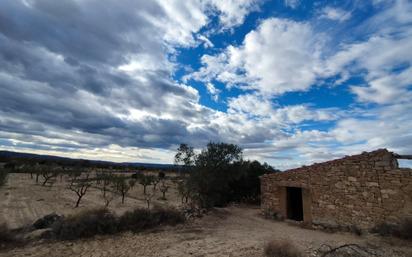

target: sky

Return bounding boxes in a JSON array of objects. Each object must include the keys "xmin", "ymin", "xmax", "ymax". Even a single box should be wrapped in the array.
[{"xmin": 0, "ymin": 0, "xmax": 411, "ymax": 169}]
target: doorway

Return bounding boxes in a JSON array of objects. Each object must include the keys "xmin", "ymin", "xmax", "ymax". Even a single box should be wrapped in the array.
[{"xmin": 286, "ymin": 187, "xmax": 303, "ymax": 221}]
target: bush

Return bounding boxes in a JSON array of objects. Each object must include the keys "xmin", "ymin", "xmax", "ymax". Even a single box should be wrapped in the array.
[
  {"xmin": 348, "ymin": 225, "xmax": 363, "ymax": 236},
  {"xmin": 119, "ymin": 207, "xmax": 184, "ymax": 233},
  {"xmin": 51, "ymin": 209, "xmax": 118, "ymax": 240},
  {"xmin": 51, "ymin": 207, "xmax": 185, "ymax": 240},
  {"xmin": 0, "ymin": 223, "xmax": 20, "ymax": 249},
  {"xmin": 0, "ymin": 169, "xmax": 8, "ymax": 187},
  {"xmin": 371, "ymin": 218, "xmax": 412, "ymax": 240},
  {"xmin": 264, "ymin": 240, "xmax": 303, "ymax": 257}
]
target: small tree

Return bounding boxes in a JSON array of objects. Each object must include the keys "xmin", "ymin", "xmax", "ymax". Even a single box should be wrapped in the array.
[
  {"xmin": 158, "ymin": 171, "xmax": 166, "ymax": 179},
  {"xmin": 144, "ymin": 188, "xmax": 156, "ymax": 209},
  {"xmin": 159, "ymin": 180, "xmax": 169, "ymax": 200},
  {"xmin": 152, "ymin": 177, "xmax": 160, "ymax": 191},
  {"xmin": 41, "ymin": 169, "xmax": 59, "ymax": 186},
  {"xmin": 114, "ymin": 176, "xmax": 134, "ymax": 204},
  {"xmin": 102, "ymin": 188, "xmax": 116, "ymax": 208},
  {"xmin": 68, "ymin": 173, "xmax": 92, "ymax": 208},
  {"xmin": 136, "ymin": 174, "xmax": 155, "ymax": 195},
  {"xmin": 176, "ymin": 180, "xmax": 191, "ymax": 203},
  {"xmin": 97, "ymin": 172, "xmax": 114, "ymax": 198}
]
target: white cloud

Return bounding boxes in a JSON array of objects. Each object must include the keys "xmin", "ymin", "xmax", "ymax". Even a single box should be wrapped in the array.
[
  {"xmin": 319, "ymin": 7, "xmax": 351, "ymax": 22},
  {"xmin": 189, "ymin": 0, "xmax": 412, "ymax": 101},
  {"xmin": 284, "ymin": 0, "xmax": 300, "ymax": 9},
  {"xmin": 198, "ymin": 35, "xmax": 214, "ymax": 48},
  {"xmin": 331, "ymin": 102, "xmax": 412, "ymax": 154},
  {"xmin": 205, "ymin": 82, "xmax": 221, "ymax": 101},
  {"xmin": 204, "ymin": 0, "xmax": 260, "ymax": 28},
  {"xmin": 188, "ymin": 18, "xmax": 325, "ymax": 95},
  {"xmin": 351, "ymin": 67, "xmax": 412, "ymax": 104}
]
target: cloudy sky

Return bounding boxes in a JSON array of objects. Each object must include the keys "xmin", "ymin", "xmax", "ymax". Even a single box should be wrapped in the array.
[{"xmin": 0, "ymin": 0, "xmax": 411, "ymax": 169}]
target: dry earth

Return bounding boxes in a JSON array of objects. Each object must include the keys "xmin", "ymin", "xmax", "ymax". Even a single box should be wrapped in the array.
[
  {"xmin": 0, "ymin": 173, "xmax": 181, "ymax": 229},
  {"xmin": 1, "ymin": 174, "xmax": 411, "ymax": 257}
]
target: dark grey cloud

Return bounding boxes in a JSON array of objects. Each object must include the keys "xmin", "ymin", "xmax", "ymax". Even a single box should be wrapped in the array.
[
  {"xmin": 0, "ymin": 0, "xmax": 211, "ymax": 152},
  {"xmin": 0, "ymin": 0, "xmax": 162, "ymax": 65}
]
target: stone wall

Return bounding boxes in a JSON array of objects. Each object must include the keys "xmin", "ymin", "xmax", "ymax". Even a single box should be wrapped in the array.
[{"xmin": 260, "ymin": 149, "xmax": 412, "ymax": 230}]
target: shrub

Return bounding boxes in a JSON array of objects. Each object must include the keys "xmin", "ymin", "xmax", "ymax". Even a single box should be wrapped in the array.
[
  {"xmin": 0, "ymin": 169, "xmax": 8, "ymax": 187},
  {"xmin": 51, "ymin": 207, "xmax": 185, "ymax": 240},
  {"xmin": 118, "ymin": 208, "xmax": 152, "ymax": 232},
  {"xmin": 399, "ymin": 218, "xmax": 412, "ymax": 240},
  {"xmin": 118, "ymin": 207, "xmax": 184, "ymax": 233},
  {"xmin": 348, "ymin": 225, "xmax": 363, "ymax": 236},
  {"xmin": 264, "ymin": 240, "xmax": 303, "ymax": 257},
  {"xmin": 150, "ymin": 207, "xmax": 185, "ymax": 226},
  {"xmin": 51, "ymin": 209, "xmax": 117, "ymax": 240},
  {"xmin": 371, "ymin": 218, "xmax": 412, "ymax": 240},
  {"xmin": 0, "ymin": 223, "xmax": 20, "ymax": 249}
]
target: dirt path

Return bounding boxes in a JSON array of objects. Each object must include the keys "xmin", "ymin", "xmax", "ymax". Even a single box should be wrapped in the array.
[{"xmin": 1, "ymin": 206, "xmax": 411, "ymax": 257}]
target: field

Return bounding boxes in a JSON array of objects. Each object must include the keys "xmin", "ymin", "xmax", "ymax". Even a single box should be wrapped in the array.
[{"xmin": 1, "ymin": 173, "xmax": 412, "ymax": 257}]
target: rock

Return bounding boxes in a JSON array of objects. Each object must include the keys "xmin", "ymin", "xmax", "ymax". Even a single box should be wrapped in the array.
[{"xmin": 32, "ymin": 213, "xmax": 62, "ymax": 230}]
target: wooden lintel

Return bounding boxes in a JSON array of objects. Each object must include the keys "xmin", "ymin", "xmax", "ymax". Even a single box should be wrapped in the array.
[{"xmin": 393, "ymin": 154, "xmax": 412, "ymax": 160}]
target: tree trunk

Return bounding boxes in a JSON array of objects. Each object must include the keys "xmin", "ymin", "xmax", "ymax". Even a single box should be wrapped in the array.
[{"xmin": 75, "ymin": 195, "xmax": 82, "ymax": 208}]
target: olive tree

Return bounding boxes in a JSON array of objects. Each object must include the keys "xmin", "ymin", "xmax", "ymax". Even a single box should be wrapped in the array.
[
  {"xmin": 114, "ymin": 176, "xmax": 135, "ymax": 204},
  {"xmin": 136, "ymin": 174, "xmax": 155, "ymax": 195},
  {"xmin": 175, "ymin": 142, "xmax": 243, "ymax": 208},
  {"xmin": 159, "ymin": 180, "xmax": 169, "ymax": 200},
  {"xmin": 68, "ymin": 173, "xmax": 92, "ymax": 208}
]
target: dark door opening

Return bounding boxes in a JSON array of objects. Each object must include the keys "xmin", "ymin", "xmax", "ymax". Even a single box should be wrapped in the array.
[{"xmin": 286, "ymin": 187, "xmax": 303, "ymax": 221}]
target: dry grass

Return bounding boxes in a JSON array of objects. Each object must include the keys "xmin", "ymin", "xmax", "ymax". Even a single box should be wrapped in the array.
[{"xmin": 264, "ymin": 239, "xmax": 303, "ymax": 257}]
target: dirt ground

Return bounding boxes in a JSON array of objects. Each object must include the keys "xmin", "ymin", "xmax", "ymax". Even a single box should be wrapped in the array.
[
  {"xmin": 1, "ymin": 174, "xmax": 412, "ymax": 257},
  {"xmin": 0, "ymin": 173, "xmax": 181, "ymax": 229}
]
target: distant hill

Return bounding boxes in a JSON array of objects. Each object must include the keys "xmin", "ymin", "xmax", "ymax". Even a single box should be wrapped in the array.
[{"xmin": 0, "ymin": 150, "xmax": 175, "ymax": 170}]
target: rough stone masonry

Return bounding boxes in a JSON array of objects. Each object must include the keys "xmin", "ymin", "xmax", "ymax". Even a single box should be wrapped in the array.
[{"xmin": 260, "ymin": 149, "xmax": 412, "ymax": 230}]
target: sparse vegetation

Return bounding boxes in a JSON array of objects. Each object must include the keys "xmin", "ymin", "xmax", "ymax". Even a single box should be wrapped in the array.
[
  {"xmin": 51, "ymin": 207, "xmax": 184, "ymax": 240},
  {"xmin": 371, "ymin": 218, "xmax": 412, "ymax": 240},
  {"xmin": 51, "ymin": 209, "xmax": 118, "ymax": 240},
  {"xmin": 118, "ymin": 207, "xmax": 184, "ymax": 233},
  {"xmin": 0, "ymin": 223, "xmax": 21, "ymax": 249},
  {"xmin": 0, "ymin": 169, "xmax": 8, "ymax": 187},
  {"xmin": 264, "ymin": 240, "xmax": 303, "ymax": 257}
]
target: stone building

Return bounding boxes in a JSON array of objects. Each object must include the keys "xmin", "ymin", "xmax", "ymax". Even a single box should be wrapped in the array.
[{"xmin": 260, "ymin": 149, "xmax": 412, "ymax": 230}]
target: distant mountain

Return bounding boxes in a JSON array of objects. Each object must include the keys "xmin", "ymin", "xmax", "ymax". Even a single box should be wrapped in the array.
[{"xmin": 0, "ymin": 150, "xmax": 175, "ymax": 170}]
